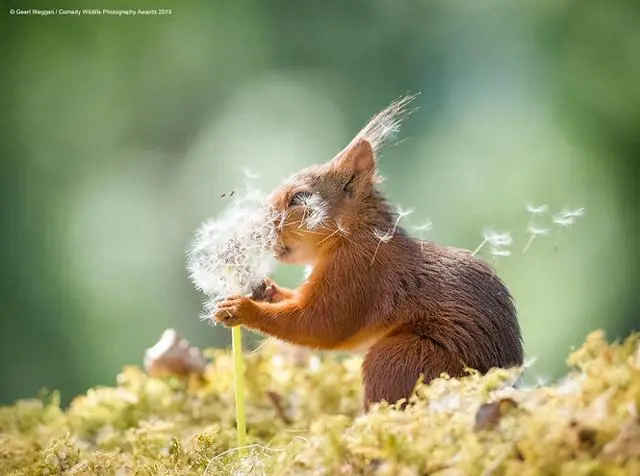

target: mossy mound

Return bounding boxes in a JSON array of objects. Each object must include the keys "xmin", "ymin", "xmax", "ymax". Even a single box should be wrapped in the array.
[{"xmin": 1, "ymin": 331, "xmax": 639, "ymax": 475}]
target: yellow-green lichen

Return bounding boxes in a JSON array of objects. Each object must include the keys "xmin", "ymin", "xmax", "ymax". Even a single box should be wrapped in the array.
[{"xmin": 1, "ymin": 331, "xmax": 639, "ymax": 475}]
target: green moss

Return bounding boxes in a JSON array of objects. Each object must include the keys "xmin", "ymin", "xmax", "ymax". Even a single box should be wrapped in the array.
[{"xmin": 1, "ymin": 331, "xmax": 639, "ymax": 475}]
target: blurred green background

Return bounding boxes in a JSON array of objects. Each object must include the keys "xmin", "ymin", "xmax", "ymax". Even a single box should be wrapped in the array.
[{"xmin": 1, "ymin": 0, "xmax": 638, "ymax": 405}]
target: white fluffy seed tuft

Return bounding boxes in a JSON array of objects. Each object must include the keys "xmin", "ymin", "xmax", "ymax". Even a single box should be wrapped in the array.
[
  {"xmin": 373, "ymin": 228, "xmax": 394, "ymax": 243},
  {"xmin": 552, "ymin": 207, "xmax": 585, "ymax": 228},
  {"xmin": 186, "ymin": 188, "xmax": 277, "ymax": 317},
  {"xmin": 525, "ymin": 204, "xmax": 549, "ymax": 215},
  {"xmin": 527, "ymin": 225, "xmax": 551, "ymax": 236},
  {"xmin": 483, "ymin": 229, "xmax": 513, "ymax": 248}
]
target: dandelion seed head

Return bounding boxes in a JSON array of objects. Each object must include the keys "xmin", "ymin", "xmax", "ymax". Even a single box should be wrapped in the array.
[
  {"xmin": 187, "ymin": 188, "xmax": 277, "ymax": 314},
  {"xmin": 526, "ymin": 204, "xmax": 549, "ymax": 215},
  {"xmin": 527, "ymin": 225, "xmax": 551, "ymax": 236}
]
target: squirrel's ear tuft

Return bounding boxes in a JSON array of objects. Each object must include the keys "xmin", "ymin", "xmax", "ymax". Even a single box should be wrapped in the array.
[{"xmin": 332, "ymin": 139, "xmax": 375, "ymax": 175}]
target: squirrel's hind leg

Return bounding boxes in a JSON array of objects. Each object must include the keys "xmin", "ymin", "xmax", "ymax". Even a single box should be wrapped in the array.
[{"xmin": 362, "ymin": 330, "xmax": 465, "ymax": 411}]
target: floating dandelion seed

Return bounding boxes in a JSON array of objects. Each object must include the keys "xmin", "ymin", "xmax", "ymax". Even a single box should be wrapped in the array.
[
  {"xmin": 187, "ymin": 189, "xmax": 277, "ymax": 318},
  {"xmin": 487, "ymin": 231, "xmax": 513, "ymax": 248},
  {"xmin": 522, "ymin": 225, "xmax": 551, "ymax": 255},
  {"xmin": 490, "ymin": 247, "xmax": 512, "ymax": 258},
  {"xmin": 369, "ymin": 206, "xmax": 413, "ymax": 265},
  {"xmin": 373, "ymin": 228, "xmax": 394, "ymax": 243},
  {"xmin": 370, "ymin": 227, "xmax": 394, "ymax": 265},
  {"xmin": 490, "ymin": 246, "xmax": 511, "ymax": 267},
  {"xmin": 413, "ymin": 220, "xmax": 433, "ymax": 252},
  {"xmin": 472, "ymin": 228, "xmax": 512, "ymax": 257},
  {"xmin": 551, "ymin": 206, "xmax": 585, "ymax": 251},
  {"xmin": 552, "ymin": 214, "xmax": 576, "ymax": 228},
  {"xmin": 553, "ymin": 206, "xmax": 585, "ymax": 226},
  {"xmin": 522, "ymin": 203, "xmax": 552, "ymax": 253},
  {"xmin": 395, "ymin": 205, "xmax": 414, "ymax": 220},
  {"xmin": 413, "ymin": 220, "xmax": 433, "ymax": 233},
  {"xmin": 528, "ymin": 225, "xmax": 551, "ymax": 236},
  {"xmin": 561, "ymin": 207, "xmax": 585, "ymax": 218},
  {"xmin": 392, "ymin": 206, "xmax": 414, "ymax": 234},
  {"xmin": 241, "ymin": 168, "xmax": 260, "ymax": 180},
  {"xmin": 526, "ymin": 204, "xmax": 549, "ymax": 215}
]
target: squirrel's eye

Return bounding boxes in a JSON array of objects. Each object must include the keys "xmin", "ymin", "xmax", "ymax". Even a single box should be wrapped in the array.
[{"xmin": 289, "ymin": 191, "xmax": 312, "ymax": 207}]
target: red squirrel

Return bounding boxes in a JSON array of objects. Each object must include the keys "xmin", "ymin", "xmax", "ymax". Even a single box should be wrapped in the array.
[{"xmin": 215, "ymin": 96, "xmax": 524, "ymax": 410}]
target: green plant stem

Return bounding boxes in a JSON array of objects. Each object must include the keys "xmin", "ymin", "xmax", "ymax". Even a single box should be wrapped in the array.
[{"xmin": 232, "ymin": 326, "xmax": 247, "ymax": 455}]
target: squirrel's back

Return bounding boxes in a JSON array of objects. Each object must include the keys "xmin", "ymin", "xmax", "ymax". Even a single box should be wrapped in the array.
[
  {"xmin": 336, "ymin": 221, "xmax": 523, "ymax": 370},
  {"xmin": 412, "ymin": 241, "xmax": 522, "ymax": 370}
]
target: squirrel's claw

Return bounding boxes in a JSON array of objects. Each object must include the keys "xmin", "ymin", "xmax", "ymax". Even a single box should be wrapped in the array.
[
  {"xmin": 214, "ymin": 296, "xmax": 255, "ymax": 327},
  {"xmin": 250, "ymin": 279, "xmax": 278, "ymax": 302}
]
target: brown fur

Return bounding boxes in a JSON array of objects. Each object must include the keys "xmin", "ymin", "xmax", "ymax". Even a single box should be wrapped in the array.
[{"xmin": 215, "ymin": 97, "xmax": 523, "ymax": 410}]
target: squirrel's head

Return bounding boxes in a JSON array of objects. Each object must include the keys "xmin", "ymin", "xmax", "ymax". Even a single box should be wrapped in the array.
[
  {"xmin": 268, "ymin": 139, "xmax": 378, "ymax": 264},
  {"xmin": 267, "ymin": 95, "xmax": 417, "ymax": 265}
]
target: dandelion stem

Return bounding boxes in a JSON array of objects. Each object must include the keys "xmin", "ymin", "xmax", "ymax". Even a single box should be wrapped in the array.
[
  {"xmin": 299, "ymin": 206, "xmax": 308, "ymax": 229},
  {"xmin": 522, "ymin": 234, "xmax": 536, "ymax": 255},
  {"xmin": 227, "ymin": 269, "xmax": 247, "ymax": 456},
  {"xmin": 231, "ymin": 326, "xmax": 247, "ymax": 456},
  {"xmin": 471, "ymin": 238, "xmax": 487, "ymax": 257},
  {"xmin": 370, "ymin": 239, "xmax": 384, "ymax": 266},
  {"xmin": 316, "ymin": 227, "xmax": 340, "ymax": 245}
]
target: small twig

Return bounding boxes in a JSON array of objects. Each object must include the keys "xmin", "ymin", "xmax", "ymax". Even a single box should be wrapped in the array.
[{"xmin": 266, "ymin": 390, "xmax": 292, "ymax": 425}]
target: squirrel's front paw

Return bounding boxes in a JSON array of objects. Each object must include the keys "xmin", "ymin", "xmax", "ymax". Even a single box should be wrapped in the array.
[
  {"xmin": 214, "ymin": 296, "xmax": 256, "ymax": 327},
  {"xmin": 250, "ymin": 278, "xmax": 279, "ymax": 303}
]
